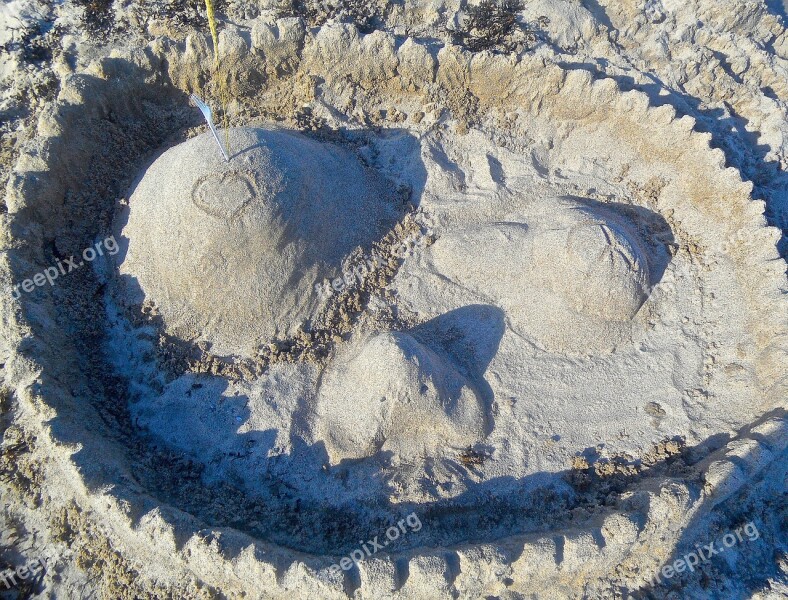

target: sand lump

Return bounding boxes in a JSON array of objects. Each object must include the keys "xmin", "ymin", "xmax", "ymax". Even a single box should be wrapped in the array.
[
  {"xmin": 315, "ymin": 331, "xmax": 488, "ymax": 462},
  {"xmin": 117, "ymin": 126, "xmax": 399, "ymax": 357},
  {"xmin": 412, "ymin": 197, "xmax": 653, "ymax": 354}
]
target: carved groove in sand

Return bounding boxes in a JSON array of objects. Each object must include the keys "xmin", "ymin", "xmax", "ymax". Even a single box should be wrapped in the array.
[{"xmin": 191, "ymin": 170, "xmax": 261, "ymax": 219}]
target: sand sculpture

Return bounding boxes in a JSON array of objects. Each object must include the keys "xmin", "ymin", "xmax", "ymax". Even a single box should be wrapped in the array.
[
  {"xmin": 118, "ymin": 126, "xmax": 398, "ymax": 357},
  {"xmin": 1, "ymin": 1, "xmax": 786, "ymax": 598},
  {"xmin": 410, "ymin": 198, "xmax": 654, "ymax": 353}
]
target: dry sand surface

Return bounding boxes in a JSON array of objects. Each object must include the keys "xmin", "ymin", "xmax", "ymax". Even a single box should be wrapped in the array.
[{"xmin": 0, "ymin": 1, "xmax": 786, "ymax": 599}]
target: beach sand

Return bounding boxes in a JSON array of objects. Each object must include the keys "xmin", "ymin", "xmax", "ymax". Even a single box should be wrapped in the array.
[{"xmin": 0, "ymin": 1, "xmax": 786, "ymax": 598}]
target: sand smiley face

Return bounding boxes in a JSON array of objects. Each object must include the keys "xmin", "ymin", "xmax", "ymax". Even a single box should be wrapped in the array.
[
  {"xmin": 552, "ymin": 218, "xmax": 651, "ymax": 319},
  {"xmin": 510, "ymin": 211, "xmax": 652, "ymax": 351},
  {"xmin": 192, "ymin": 170, "xmax": 261, "ymax": 219}
]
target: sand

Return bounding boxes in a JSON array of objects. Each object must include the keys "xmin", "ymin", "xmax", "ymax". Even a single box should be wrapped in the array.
[
  {"xmin": 0, "ymin": 1, "xmax": 786, "ymax": 599},
  {"xmin": 117, "ymin": 126, "xmax": 399, "ymax": 357}
]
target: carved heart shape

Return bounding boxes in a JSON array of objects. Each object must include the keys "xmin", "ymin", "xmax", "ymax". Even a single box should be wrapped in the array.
[{"xmin": 192, "ymin": 170, "xmax": 259, "ymax": 219}]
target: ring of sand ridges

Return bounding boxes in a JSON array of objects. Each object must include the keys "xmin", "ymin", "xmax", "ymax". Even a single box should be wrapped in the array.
[{"xmin": 0, "ymin": 22, "xmax": 786, "ymax": 599}]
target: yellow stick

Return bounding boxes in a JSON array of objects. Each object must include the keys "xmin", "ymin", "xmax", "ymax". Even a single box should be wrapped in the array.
[{"xmin": 204, "ymin": 0, "xmax": 231, "ymax": 158}]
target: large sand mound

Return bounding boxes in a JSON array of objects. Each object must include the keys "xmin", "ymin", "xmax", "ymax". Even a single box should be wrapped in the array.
[{"xmin": 117, "ymin": 126, "xmax": 398, "ymax": 357}]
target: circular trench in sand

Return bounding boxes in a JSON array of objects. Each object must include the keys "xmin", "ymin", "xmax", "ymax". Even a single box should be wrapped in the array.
[{"xmin": 1, "ymin": 14, "xmax": 786, "ymax": 600}]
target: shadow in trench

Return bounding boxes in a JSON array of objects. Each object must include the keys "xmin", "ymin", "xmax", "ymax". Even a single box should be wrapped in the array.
[{"xmin": 632, "ymin": 407, "xmax": 788, "ymax": 599}]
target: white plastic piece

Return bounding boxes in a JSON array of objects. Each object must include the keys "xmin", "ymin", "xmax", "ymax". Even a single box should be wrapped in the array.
[{"xmin": 190, "ymin": 94, "xmax": 230, "ymax": 162}]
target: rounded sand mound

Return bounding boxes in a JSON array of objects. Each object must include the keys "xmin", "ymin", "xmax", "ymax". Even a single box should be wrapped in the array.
[
  {"xmin": 117, "ymin": 126, "xmax": 398, "ymax": 357},
  {"xmin": 315, "ymin": 331, "xmax": 488, "ymax": 462},
  {"xmin": 415, "ymin": 197, "xmax": 653, "ymax": 353}
]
